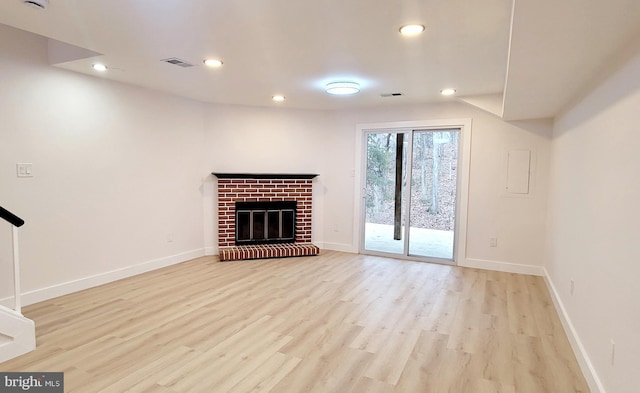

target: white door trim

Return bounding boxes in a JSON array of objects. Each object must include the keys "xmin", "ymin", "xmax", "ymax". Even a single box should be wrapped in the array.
[{"xmin": 353, "ymin": 118, "xmax": 472, "ymax": 265}]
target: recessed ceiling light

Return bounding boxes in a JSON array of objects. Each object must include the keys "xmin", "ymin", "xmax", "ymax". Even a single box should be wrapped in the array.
[
  {"xmin": 440, "ymin": 88, "xmax": 456, "ymax": 96},
  {"xmin": 203, "ymin": 59, "xmax": 223, "ymax": 67},
  {"xmin": 325, "ymin": 82, "xmax": 360, "ymax": 95},
  {"xmin": 92, "ymin": 63, "xmax": 107, "ymax": 72},
  {"xmin": 272, "ymin": 95, "xmax": 285, "ymax": 102},
  {"xmin": 399, "ymin": 24, "xmax": 425, "ymax": 35}
]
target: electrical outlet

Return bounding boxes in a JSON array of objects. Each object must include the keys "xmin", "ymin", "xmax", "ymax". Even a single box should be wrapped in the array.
[
  {"xmin": 489, "ymin": 237, "xmax": 497, "ymax": 247},
  {"xmin": 570, "ymin": 279, "xmax": 575, "ymax": 296},
  {"xmin": 166, "ymin": 233, "xmax": 173, "ymax": 243}
]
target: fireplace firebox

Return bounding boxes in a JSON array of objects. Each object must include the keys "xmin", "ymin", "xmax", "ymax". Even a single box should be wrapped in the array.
[{"xmin": 235, "ymin": 201, "xmax": 296, "ymax": 245}]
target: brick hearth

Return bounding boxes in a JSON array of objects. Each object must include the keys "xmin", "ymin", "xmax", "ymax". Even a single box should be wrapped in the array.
[{"xmin": 213, "ymin": 173, "xmax": 319, "ymax": 261}]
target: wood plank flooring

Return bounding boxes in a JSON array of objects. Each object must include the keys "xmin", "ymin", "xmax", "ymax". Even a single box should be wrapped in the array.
[{"xmin": 0, "ymin": 251, "xmax": 590, "ymax": 392}]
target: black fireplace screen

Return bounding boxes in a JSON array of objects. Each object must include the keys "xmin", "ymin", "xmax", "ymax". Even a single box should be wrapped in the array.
[{"xmin": 235, "ymin": 201, "xmax": 296, "ymax": 245}]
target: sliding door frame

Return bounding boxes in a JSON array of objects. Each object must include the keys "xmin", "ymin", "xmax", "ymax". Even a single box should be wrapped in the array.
[{"xmin": 354, "ymin": 119, "xmax": 472, "ymax": 265}]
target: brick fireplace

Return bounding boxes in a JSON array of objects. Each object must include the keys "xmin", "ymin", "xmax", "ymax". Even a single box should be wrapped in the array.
[{"xmin": 212, "ymin": 173, "xmax": 320, "ymax": 261}]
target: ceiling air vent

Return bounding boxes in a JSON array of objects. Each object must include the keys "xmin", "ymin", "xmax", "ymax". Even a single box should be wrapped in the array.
[
  {"xmin": 161, "ymin": 58, "xmax": 195, "ymax": 68},
  {"xmin": 381, "ymin": 93, "xmax": 404, "ymax": 98}
]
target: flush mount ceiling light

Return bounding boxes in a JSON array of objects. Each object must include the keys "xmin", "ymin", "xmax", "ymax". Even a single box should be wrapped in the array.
[
  {"xmin": 440, "ymin": 88, "xmax": 456, "ymax": 96},
  {"xmin": 399, "ymin": 24, "xmax": 425, "ymax": 35},
  {"xmin": 92, "ymin": 63, "xmax": 108, "ymax": 72},
  {"xmin": 272, "ymin": 95, "xmax": 285, "ymax": 102},
  {"xmin": 203, "ymin": 59, "xmax": 223, "ymax": 67},
  {"xmin": 325, "ymin": 82, "xmax": 360, "ymax": 95}
]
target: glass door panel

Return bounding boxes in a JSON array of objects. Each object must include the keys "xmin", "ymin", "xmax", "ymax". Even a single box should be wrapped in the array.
[
  {"xmin": 363, "ymin": 132, "xmax": 408, "ymax": 255},
  {"xmin": 408, "ymin": 130, "xmax": 459, "ymax": 259}
]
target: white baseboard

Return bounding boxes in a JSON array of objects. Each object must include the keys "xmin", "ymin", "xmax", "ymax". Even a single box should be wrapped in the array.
[
  {"xmin": 317, "ymin": 242, "xmax": 357, "ymax": 253},
  {"xmin": 460, "ymin": 257, "xmax": 545, "ymax": 276},
  {"xmin": 204, "ymin": 246, "xmax": 216, "ymax": 256},
  {"xmin": 542, "ymin": 268, "xmax": 605, "ymax": 393},
  {"xmin": 5, "ymin": 248, "xmax": 205, "ymax": 307}
]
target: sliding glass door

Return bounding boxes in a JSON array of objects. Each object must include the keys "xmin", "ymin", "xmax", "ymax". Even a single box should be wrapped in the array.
[{"xmin": 362, "ymin": 128, "xmax": 460, "ymax": 261}]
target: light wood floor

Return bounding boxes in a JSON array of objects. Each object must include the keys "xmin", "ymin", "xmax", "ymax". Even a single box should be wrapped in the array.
[{"xmin": 1, "ymin": 251, "xmax": 590, "ymax": 393}]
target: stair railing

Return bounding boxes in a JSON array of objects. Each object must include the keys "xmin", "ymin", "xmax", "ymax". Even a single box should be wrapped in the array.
[{"xmin": 1, "ymin": 206, "xmax": 25, "ymax": 314}]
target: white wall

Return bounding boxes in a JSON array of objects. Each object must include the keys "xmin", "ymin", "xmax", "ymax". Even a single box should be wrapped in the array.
[
  {"xmin": 201, "ymin": 104, "xmax": 329, "ymax": 254},
  {"xmin": 547, "ymin": 44, "xmax": 640, "ymax": 393},
  {"xmin": 325, "ymin": 103, "xmax": 552, "ymax": 271},
  {"xmin": 2, "ymin": 22, "xmax": 553, "ymax": 309},
  {"xmin": 0, "ymin": 25, "xmax": 207, "ymax": 304},
  {"xmin": 200, "ymin": 99, "xmax": 553, "ymax": 271}
]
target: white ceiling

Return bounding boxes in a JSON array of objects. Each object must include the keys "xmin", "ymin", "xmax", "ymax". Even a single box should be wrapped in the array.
[{"xmin": 0, "ymin": 0, "xmax": 638, "ymax": 120}]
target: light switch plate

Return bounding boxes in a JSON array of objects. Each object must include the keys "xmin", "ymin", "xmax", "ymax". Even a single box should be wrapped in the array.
[{"xmin": 17, "ymin": 163, "xmax": 33, "ymax": 177}]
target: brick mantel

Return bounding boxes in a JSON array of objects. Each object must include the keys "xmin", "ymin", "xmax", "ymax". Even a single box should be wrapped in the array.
[{"xmin": 213, "ymin": 174, "xmax": 319, "ymax": 260}]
